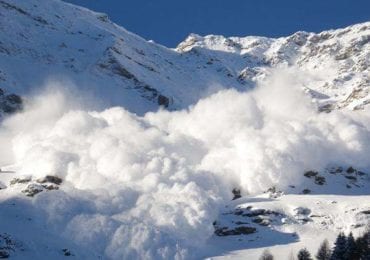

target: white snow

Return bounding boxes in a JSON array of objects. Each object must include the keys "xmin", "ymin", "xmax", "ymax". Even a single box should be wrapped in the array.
[
  {"xmin": 0, "ymin": 68, "xmax": 369, "ymax": 259},
  {"xmin": 0, "ymin": 0, "xmax": 369, "ymax": 259}
]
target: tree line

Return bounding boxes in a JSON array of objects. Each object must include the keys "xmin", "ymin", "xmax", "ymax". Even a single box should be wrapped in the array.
[{"xmin": 259, "ymin": 228, "xmax": 370, "ymax": 260}]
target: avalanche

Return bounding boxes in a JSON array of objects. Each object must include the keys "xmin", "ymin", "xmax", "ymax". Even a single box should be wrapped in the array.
[
  {"xmin": 0, "ymin": 0, "xmax": 370, "ymax": 259},
  {"xmin": 0, "ymin": 68, "xmax": 369, "ymax": 259}
]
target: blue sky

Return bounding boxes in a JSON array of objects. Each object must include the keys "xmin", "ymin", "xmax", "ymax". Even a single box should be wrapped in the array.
[{"xmin": 65, "ymin": 0, "xmax": 370, "ymax": 47}]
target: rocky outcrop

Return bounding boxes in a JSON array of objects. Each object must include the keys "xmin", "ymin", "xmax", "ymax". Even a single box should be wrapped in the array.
[
  {"xmin": 0, "ymin": 233, "xmax": 23, "ymax": 258},
  {"xmin": 214, "ymin": 225, "xmax": 256, "ymax": 236},
  {"xmin": 10, "ymin": 175, "xmax": 62, "ymax": 197},
  {"xmin": 0, "ymin": 88, "xmax": 22, "ymax": 117}
]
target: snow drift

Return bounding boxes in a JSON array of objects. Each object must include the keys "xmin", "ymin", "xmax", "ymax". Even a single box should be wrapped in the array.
[{"xmin": 1, "ymin": 68, "xmax": 370, "ymax": 259}]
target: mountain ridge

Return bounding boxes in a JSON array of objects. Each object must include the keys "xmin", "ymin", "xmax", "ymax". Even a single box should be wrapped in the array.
[{"xmin": 0, "ymin": 0, "xmax": 369, "ymax": 115}]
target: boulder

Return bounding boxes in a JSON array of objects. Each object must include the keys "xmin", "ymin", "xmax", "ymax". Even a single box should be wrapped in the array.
[{"xmin": 37, "ymin": 175, "xmax": 62, "ymax": 185}]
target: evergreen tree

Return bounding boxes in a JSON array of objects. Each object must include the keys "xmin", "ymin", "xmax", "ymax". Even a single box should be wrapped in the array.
[
  {"xmin": 352, "ymin": 228, "xmax": 370, "ymax": 260},
  {"xmin": 259, "ymin": 249, "xmax": 274, "ymax": 260},
  {"xmin": 297, "ymin": 248, "xmax": 313, "ymax": 260},
  {"xmin": 355, "ymin": 235, "xmax": 366, "ymax": 258},
  {"xmin": 344, "ymin": 232, "xmax": 357, "ymax": 260},
  {"xmin": 360, "ymin": 229, "xmax": 370, "ymax": 260},
  {"xmin": 316, "ymin": 239, "xmax": 331, "ymax": 260},
  {"xmin": 331, "ymin": 232, "xmax": 347, "ymax": 260}
]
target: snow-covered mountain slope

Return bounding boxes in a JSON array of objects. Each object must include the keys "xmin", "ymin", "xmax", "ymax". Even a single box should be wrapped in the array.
[
  {"xmin": 0, "ymin": 0, "xmax": 370, "ymax": 259},
  {"xmin": 1, "ymin": 0, "xmax": 370, "ymax": 114},
  {"xmin": 0, "ymin": 0, "xmax": 251, "ymax": 114},
  {"xmin": 177, "ymin": 23, "xmax": 370, "ymax": 112}
]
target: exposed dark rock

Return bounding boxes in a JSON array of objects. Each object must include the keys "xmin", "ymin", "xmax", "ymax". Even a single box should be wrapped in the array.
[
  {"xmin": 346, "ymin": 166, "xmax": 356, "ymax": 174},
  {"xmin": 335, "ymin": 51, "xmax": 350, "ymax": 60},
  {"xmin": 0, "ymin": 233, "xmax": 22, "ymax": 258},
  {"xmin": 288, "ymin": 32, "xmax": 308, "ymax": 46},
  {"xmin": 357, "ymin": 171, "xmax": 366, "ymax": 176},
  {"xmin": 112, "ymin": 63, "xmax": 134, "ymax": 79},
  {"xmin": 157, "ymin": 95, "xmax": 169, "ymax": 107},
  {"xmin": 42, "ymin": 184, "xmax": 59, "ymax": 191},
  {"xmin": 133, "ymin": 60, "xmax": 157, "ymax": 72},
  {"xmin": 293, "ymin": 207, "xmax": 312, "ymax": 223},
  {"xmin": 241, "ymin": 208, "xmax": 281, "ymax": 218},
  {"xmin": 215, "ymin": 226, "xmax": 256, "ymax": 236},
  {"xmin": 265, "ymin": 186, "xmax": 283, "ymax": 198},
  {"xmin": 21, "ymin": 184, "xmax": 44, "ymax": 197},
  {"xmin": 234, "ymin": 221, "xmax": 249, "ymax": 225},
  {"xmin": 294, "ymin": 207, "xmax": 311, "ymax": 215},
  {"xmin": 206, "ymin": 59, "xmax": 213, "ymax": 65},
  {"xmin": 314, "ymin": 175, "xmax": 326, "ymax": 185},
  {"xmin": 97, "ymin": 14, "xmax": 109, "ymax": 23},
  {"xmin": 98, "ymin": 56, "xmax": 134, "ymax": 79},
  {"xmin": 134, "ymin": 48, "xmax": 145, "ymax": 56},
  {"xmin": 98, "ymin": 53, "xmax": 161, "ymax": 103},
  {"xmin": 0, "ymin": 1, "xmax": 27, "ymax": 15},
  {"xmin": 318, "ymin": 103, "xmax": 334, "ymax": 113},
  {"xmin": 352, "ymin": 223, "xmax": 365, "ymax": 228},
  {"xmin": 329, "ymin": 167, "xmax": 343, "ymax": 174},
  {"xmin": 37, "ymin": 175, "xmax": 62, "ymax": 185},
  {"xmin": 310, "ymin": 214, "xmax": 324, "ymax": 218},
  {"xmin": 302, "ymin": 189, "xmax": 311, "ymax": 194},
  {"xmin": 9, "ymin": 177, "xmax": 31, "ymax": 186},
  {"xmin": 304, "ymin": 171, "xmax": 318, "ymax": 178},
  {"xmin": 62, "ymin": 248, "xmax": 74, "ymax": 256},
  {"xmin": 0, "ymin": 1, "xmax": 48, "ymax": 25},
  {"xmin": 0, "ymin": 250, "xmax": 9, "ymax": 258},
  {"xmin": 232, "ymin": 188, "xmax": 241, "ymax": 200},
  {"xmin": 233, "ymin": 209, "xmax": 243, "ymax": 216},
  {"xmin": 252, "ymin": 217, "xmax": 270, "ymax": 226},
  {"xmin": 0, "ymin": 90, "xmax": 23, "ymax": 115},
  {"xmin": 345, "ymin": 175, "xmax": 357, "ymax": 181},
  {"xmin": 33, "ymin": 16, "xmax": 48, "ymax": 25},
  {"xmin": 304, "ymin": 171, "xmax": 326, "ymax": 185},
  {"xmin": 5, "ymin": 94, "xmax": 22, "ymax": 104}
]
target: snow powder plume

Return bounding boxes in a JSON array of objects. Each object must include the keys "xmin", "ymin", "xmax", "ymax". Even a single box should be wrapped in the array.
[{"xmin": 1, "ymin": 68, "xmax": 370, "ymax": 259}]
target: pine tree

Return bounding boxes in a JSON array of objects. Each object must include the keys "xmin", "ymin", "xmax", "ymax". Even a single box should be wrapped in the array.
[
  {"xmin": 297, "ymin": 248, "xmax": 313, "ymax": 260},
  {"xmin": 316, "ymin": 239, "xmax": 331, "ymax": 260},
  {"xmin": 360, "ymin": 228, "xmax": 370, "ymax": 260},
  {"xmin": 331, "ymin": 232, "xmax": 347, "ymax": 260},
  {"xmin": 344, "ymin": 232, "xmax": 358, "ymax": 260},
  {"xmin": 355, "ymin": 235, "xmax": 366, "ymax": 257},
  {"xmin": 259, "ymin": 249, "xmax": 274, "ymax": 260},
  {"xmin": 353, "ymin": 228, "xmax": 370, "ymax": 260}
]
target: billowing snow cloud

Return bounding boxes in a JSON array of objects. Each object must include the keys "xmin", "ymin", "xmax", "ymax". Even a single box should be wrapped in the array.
[{"xmin": 1, "ymin": 68, "xmax": 370, "ymax": 258}]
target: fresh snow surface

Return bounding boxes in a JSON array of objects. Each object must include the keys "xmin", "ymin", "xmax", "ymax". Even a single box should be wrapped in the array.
[{"xmin": 0, "ymin": 0, "xmax": 369, "ymax": 259}]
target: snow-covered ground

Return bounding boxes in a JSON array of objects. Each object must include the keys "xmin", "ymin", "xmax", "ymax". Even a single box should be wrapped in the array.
[
  {"xmin": 0, "ymin": 0, "xmax": 369, "ymax": 259},
  {"xmin": 208, "ymin": 194, "xmax": 370, "ymax": 259}
]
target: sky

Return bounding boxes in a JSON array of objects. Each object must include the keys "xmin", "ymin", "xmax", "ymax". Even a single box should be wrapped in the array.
[{"xmin": 65, "ymin": 0, "xmax": 370, "ymax": 47}]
